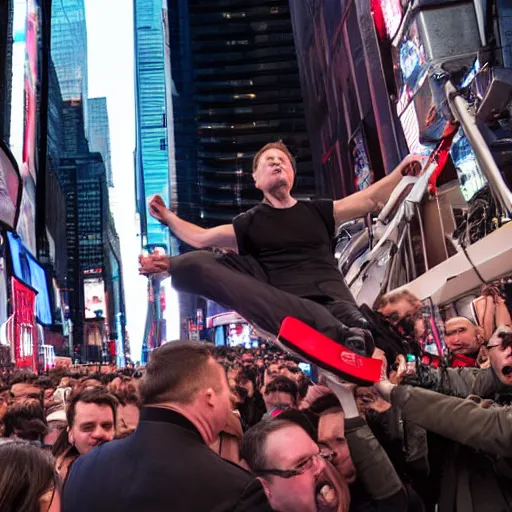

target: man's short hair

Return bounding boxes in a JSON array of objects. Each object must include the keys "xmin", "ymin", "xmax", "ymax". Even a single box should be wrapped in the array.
[
  {"xmin": 139, "ymin": 341, "xmax": 220, "ymax": 406},
  {"xmin": 445, "ymin": 316, "xmax": 477, "ymax": 328},
  {"xmin": 67, "ymin": 387, "xmax": 118, "ymax": 428},
  {"xmin": 264, "ymin": 376, "xmax": 299, "ymax": 405},
  {"xmin": 242, "ymin": 418, "xmax": 296, "ymax": 472},
  {"xmin": 252, "ymin": 141, "xmax": 297, "ymax": 174},
  {"xmin": 2, "ymin": 402, "xmax": 47, "ymax": 441},
  {"xmin": 374, "ymin": 289, "xmax": 421, "ymax": 311}
]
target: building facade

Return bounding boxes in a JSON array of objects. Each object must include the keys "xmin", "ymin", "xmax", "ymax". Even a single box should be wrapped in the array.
[
  {"xmin": 170, "ymin": 0, "xmax": 316, "ymax": 228},
  {"xmin": 289, "ymin": 0, "xmax": 400, "ymax": 200},
  {"xmin": 50, "ymin": 0, "xmax": 89, "ymax": 135},
  {"xmin": 88, "ymin": 97, "xmax": 113, "ymax": 187},
  {"xmin": 0, "ymin": 0, "xmax": 13, "ymax": 145},
  {"xmin": 133, "ymin": 0, "xmax": 173, "ymax": 254}
]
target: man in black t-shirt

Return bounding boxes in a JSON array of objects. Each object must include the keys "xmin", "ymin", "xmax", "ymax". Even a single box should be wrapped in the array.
[{"xmin": 140, "ymin": 142, "xmax": 422, "ymax": 382}]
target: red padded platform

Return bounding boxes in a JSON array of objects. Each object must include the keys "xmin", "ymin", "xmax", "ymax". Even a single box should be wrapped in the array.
[{"xmin": 278, "ymin": 317, "xmax": 382, "ymax": 385}]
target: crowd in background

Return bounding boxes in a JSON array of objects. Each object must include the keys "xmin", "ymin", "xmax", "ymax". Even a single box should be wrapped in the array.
[{"xmin": 1, "ymin": 284, "xmax": 512, "ymax": 511}]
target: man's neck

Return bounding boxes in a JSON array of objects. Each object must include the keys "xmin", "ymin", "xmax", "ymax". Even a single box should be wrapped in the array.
[
  {"xmin": 262, "ymin": 192, "xmax": 297, "ymax": 209},
  {"xmin": 151, "ymin": 403, "xmax": 217, "ymax": 445}
]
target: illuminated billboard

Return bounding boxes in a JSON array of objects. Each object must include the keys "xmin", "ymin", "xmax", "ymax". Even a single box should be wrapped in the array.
[
  {"xmin": 11, "ymin": 0, "xmax": 39, "ymax": 254},
  {"xmin": 84, "ymin": 277, "xmax": 107, "ymax": 319},
  {"xmin": 0, "ymin": 142, "xmax": 22, "ymax": 230},
  {"xmin": 11, "ymin": 276, "xmax": 38, "ymax": 371},
  {"xmin": 7, "ymin": 231, "xmax": 53, "ymax": 325}
]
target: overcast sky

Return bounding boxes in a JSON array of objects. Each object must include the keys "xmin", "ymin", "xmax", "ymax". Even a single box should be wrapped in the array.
[{"xmin": 85, "ymin": 0, "xmax": 146, "ymax": 361}]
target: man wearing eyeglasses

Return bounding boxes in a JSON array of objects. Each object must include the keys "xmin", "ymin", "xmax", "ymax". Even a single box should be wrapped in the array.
[
  {"xmin": 485, "ymin": 325, "xmax": 512, "ymax": 387},
  {"xmin": 242, "ymin": 417, "xmax": 348, "ymax": 512}
]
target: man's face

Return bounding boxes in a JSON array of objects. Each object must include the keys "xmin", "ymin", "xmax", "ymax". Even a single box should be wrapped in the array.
[
  {"xmin": 264, "ymin": 364, "xmax": 280, "ymax": 387},
  {"xmin": 378, "ymin": 299, "xmax": 418, "ymax": 324},
  {"xmin": 253, "ymin": 149, "xmax": 294, "ymax": 195},
  {"xmin": 487, "ymin": 326, "xmax": 512, "ymax": 385},
  {"xmin": 264, "ymin": 391, "xmax": 296, "ymax": 412},
  {"xmin": 318, "ymin": 410, "xmax": 357, "ymax": 484},
  {"xmin": 378, "ymin": 299, "xmax": 423, "ymax": 338},
  {"xmin": 10, "ymin": 383, "xmax": 42, "ymax": 405},
  {"xmin": 444, "ymin": 318, "xmax": 482, "ymax": 356},
  {"xmin": 261, "ymin": 425, "xmax": 343, "ymax": 512},
  {"xmin": 68, "ymin": 401, "xmax": 115, "ymax": 455},
  {"xmin": 209, "ymin": 361, "xmax": 232, "ymax": 435}
]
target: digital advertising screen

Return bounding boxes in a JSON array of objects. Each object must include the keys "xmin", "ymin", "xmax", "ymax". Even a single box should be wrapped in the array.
[
  {"xmin": 7, "ymin": 231, "xmax": 52, "ymax": 325},
  {"xmin": 379, "ymin": 0, "xmax": 403, "ymax": 39},
  {"xmin": 12, "ymin": 0, "xmax": 39, "ymax": 254},
  {"xmin": 84, "ymin": 277, "xmax": 107, "ymax": 319},
  {"xmin": 0, "ymin": 143, "xmax": 22, "ymax": 230},
  {"xmin": 11, "ymin": 276, "xmax": 38, "ymax": 371},
  {"xmin": 349, "ymin": 126, "xmax": 374, "ymax": 191},
  {"xmin": 394, "ymin": 20, "xmax": 428, "ymax": 117},
  {"xmin": 399, "ymin": 101, "xmax": 432, "ymax": 156},
  {"xmin": 227, "ymin": 323, "xmax": 252, "ymax": 348},
  {"xmin": 450, "ymin": 130, "xmax": 488, "ymax": 202},
  {"xmin": 10, "ymin": 0, "xmax": 27, "ymax": 166},
  {"xmin": 0, "ymin": 237, "xmax": 8, "ymax": 327}
]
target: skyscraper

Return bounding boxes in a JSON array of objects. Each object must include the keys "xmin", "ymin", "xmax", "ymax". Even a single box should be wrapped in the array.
[
  {"xmin": 166, "ymin": 0, "xmax": 316, "ymax": 229},
  {"xmin": 133, "ymin": 0, "xmax": 172, "ymax": 254},
  {"xmin": 50, "ymin": 0, "xmax": 89, "ymax": 136},
  {"xmin": 0, "ymin": 1, "xmax": 13, "ymax": 144},
  {"xmin": 88, "ymin": 97, "xmax": 113, "ymax": 187}
]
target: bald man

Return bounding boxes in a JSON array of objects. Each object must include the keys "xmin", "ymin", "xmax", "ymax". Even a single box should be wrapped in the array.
[{"xmin": 444, "ymin": 317, "xmax": 485, "ymax": 367}]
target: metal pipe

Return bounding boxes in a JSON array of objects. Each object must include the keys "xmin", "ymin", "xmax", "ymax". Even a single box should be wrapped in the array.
[
  {"xmin": 416, "ymin": 203, "xmax": 429, "ymax": 272},
  {"xmin": 406, "ymin": 223, "xmax": 417, "ymax": 280},
  {"xmin": 445, "ymin": 80, "xmax": 512, "ymax": 214}
]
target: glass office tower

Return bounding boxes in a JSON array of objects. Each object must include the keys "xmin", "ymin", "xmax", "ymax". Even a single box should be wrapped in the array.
[
  {"xmin": 133, "ymin": 0, "xmax": 171, "ymax": 253},
  {"xmin": 187, "ymin": 0, "xmax": 315, "ymax": 225},
  {"xmin": 50, "ymin": 0, "xmax": 89, "ymax": 136},
  {"xmin": 88, "ymin": 97, "xmax": 113, "ymax": 187}
]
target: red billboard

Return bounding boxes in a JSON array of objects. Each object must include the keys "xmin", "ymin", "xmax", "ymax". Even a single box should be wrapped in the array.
[{"xmin": 11, "ymin": 276, "xmax": 38, "ymax": 371}]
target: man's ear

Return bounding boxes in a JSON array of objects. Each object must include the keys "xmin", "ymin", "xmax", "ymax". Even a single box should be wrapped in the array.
[
  {"xmin": 257, "ymin": 476, "xmax": 272, "ymax": 501},
  {"xmin": 67, "ymin": 427, "xmax": 73, "ymax": 445},
  {"xmin": 475, "ymin": 326, "xmax": 485, "ymax": 344},
  {"xmin": 206, "ymin": 387, "xmax": 215, "ymax": 407}
]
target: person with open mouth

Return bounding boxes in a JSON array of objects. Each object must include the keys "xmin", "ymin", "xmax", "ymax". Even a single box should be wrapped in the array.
[
  {"xmin": 485, "ymin": 325, "xmax": 512, "ymax": 386},
  {"xmin": 241, "ymin": 417, "xmax": 349, "ymax": 512}
]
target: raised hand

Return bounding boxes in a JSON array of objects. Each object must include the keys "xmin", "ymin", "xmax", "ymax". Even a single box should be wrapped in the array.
[
  {"xmin": 138, "ymin": 253, "xmax": 171, "ymax": 277},
  {"xmin": 400, "ymin": 153, "xmax": 425, "ymax": 177},
  {"xmin": 148, "ymin": 195, "xmax": 171, "ymax": 224}
]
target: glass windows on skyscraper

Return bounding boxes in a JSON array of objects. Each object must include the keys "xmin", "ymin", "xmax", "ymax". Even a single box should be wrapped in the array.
[{"xmin": 134, "ymin": 0, "xmax": 170, "ymax": 252}]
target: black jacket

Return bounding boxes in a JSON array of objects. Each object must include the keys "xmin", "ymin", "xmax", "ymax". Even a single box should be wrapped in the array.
[{"xmin": 63, "ymin": 407, "xmax": 272, "ymax": 512}]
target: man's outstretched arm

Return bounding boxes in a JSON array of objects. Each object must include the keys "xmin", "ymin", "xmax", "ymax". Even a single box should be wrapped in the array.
[
  {"xmin": 149, "ymin": 195, "xmax": 237, "ymax": 250},
  {"xmin": 333, "ymin": 154, "xmax": 423, "ymax": 227}
]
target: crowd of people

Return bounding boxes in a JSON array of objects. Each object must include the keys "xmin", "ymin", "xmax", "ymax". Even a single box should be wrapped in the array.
[
  {"xmin": 2, "ymin": 141, "xmax": 512, "ymax": 511},
  {"xmin": 1, "ymin": 283, "xmax": 511, "ymax": 511}
]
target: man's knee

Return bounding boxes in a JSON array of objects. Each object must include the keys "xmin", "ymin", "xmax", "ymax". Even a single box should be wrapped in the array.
[{"xmin": 171, "ymin": 250, "xmax": 218, "ymax": 287}]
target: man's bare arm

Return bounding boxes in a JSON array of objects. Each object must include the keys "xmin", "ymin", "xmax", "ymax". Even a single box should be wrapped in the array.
[
  {"xmin": 333, "ymin": 154, "xmax": 423, "ymax": 227},
  {"xmin": 149, "ymin": 195, "xmax": 237, "ymax": 250}
]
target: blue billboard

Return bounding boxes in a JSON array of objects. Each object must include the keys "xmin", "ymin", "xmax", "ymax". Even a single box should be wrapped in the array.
[{"xmin": 7, "ymin": 231, "xmax": 52, "ymax": 325}]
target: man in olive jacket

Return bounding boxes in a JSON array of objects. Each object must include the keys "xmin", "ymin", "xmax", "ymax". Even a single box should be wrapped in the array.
[{"xmin": 376, "ymin": 327, "xmax": 512, "ymax": 512}]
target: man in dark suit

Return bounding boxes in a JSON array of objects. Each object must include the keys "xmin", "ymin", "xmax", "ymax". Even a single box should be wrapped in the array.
[{"xmin": 63, "ymin": 341, "xmax": 272, "ymax": 512}]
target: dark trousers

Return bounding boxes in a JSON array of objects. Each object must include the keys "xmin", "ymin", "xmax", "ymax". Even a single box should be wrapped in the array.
[{"xmin": 171, "ymin": 250, "xmax": 371, "ymax": 347}]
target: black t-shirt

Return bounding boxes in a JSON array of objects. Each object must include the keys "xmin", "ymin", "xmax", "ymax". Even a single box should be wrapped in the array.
[{"xmin": 233, "ymin": 200, "xmax": 351, "ymax": 301}]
